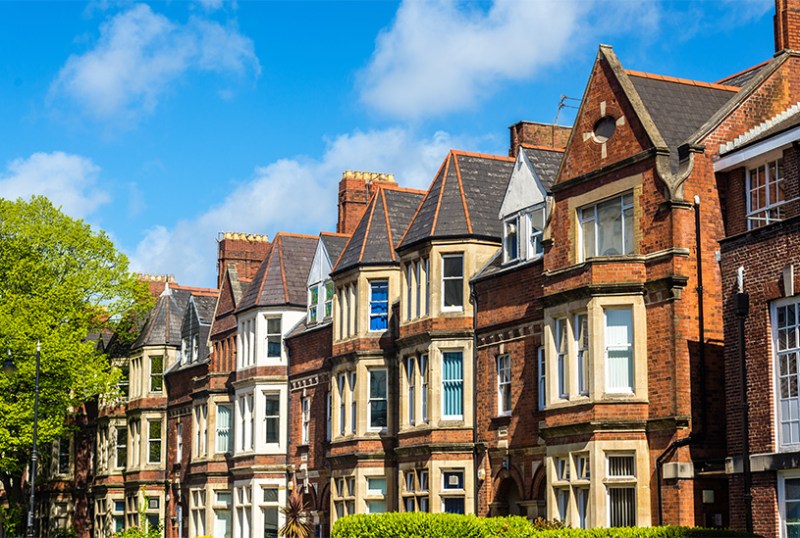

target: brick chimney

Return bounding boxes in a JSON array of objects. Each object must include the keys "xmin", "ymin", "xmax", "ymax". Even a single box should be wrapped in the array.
[
  {"xmin": 775, "ymin": 0, "xmax": 800, "ymax": 52},
  {"xmin": 337, "ymin": 170, "xmax": 396, "ymax": 235},
  {"xmin": 216, "ymin": 232, "xmax": 271, "ymax": 288},
  {"xmin": 509, "ymin": 121, "xmax": 572, "ymax": 157},
  {"xmin": 137, "ymin": 274, "xmax": 177, "ymax": 297}
]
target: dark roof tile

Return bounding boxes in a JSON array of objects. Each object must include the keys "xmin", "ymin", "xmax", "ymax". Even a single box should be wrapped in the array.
[{"xmin": 522, "ymin": 147, "xmax": 563, "ymax": 191}]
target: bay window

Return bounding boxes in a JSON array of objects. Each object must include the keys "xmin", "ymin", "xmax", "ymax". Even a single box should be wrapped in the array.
[
  {"xmin": 421, "ymin": 354, "xmax": 429, "ymax": 422},
  {"xmin": 748, "ymin": 157, "xmax": 785, "ymax": 229},
  {"xmin": 308, "ymin": 285, "xmax": 319, "ymax": 322},
  {"xmin": 442, "ymin": 351, "xmax": 463, "ymax": 419},
  {"xmin": 261, "ymin": 487, "xmax": 280, "ymax": 538},
  {"xmin": 350, "ymin": 371, "xmax": 357, "ymax": 433},
  {"xmin": 338, "ymin": 374, "xmax": 346, "ymax": 436},
  {"xmin": 264, "ymin": 393, "xmax": 280, "ymax": 444},
  {"xmin": 266, "ymin": 317, "xmax": 282, "ymax": 358},
  {"xmin": 776, "ymin": 298, "xmax": 800, "ymax": 449},
  {"xmin": 324, "ymin": 281, "xmax": 334, "ymax": 318},
  {"xmin": 579, "ymin": 192, "xmax": 634, "ymax": 260}
]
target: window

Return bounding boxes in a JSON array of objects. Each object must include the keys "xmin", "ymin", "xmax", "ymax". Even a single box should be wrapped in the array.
[
  {"xmin": 216, "ymin": 404, "xmax": 232, "ymax": 453},
  {"xmin": 301, "ymin": 397, "xmax": 310, "ymax": 445},
  {"xmin": 369, "ymin": 281, "xmax": 389, "ymax": 331},
  {"xmin": 407, "ymin": 264, "xmax": 414, "ymax": 320},
  {"xmin": 748, "ymin": 158, "xmax": 785, "ymax": 229},
  {"xmin": 235, "ymin": 487, "xmax": 251, "ymax": 538},
  {"xmin": 262, "ymin": 487, "xmax": 280, "ymax": 538},
  {"xmin": 150, "ymin": 355, "xmax": 163, "ymax": 392},
  {"xmin": 238, "ymin": 394, "xmax": 254, "ymax": 451},
  {"xmin": 309, "ymin": 285, "xmax": 319, "ymax": 322},
  {"xmin": 442, "ymin": 352, "xmax": 463, "ymax": 419},
  {"xmin": 418, "ymin": 470, "xmax": 429, "ymax": 512},
  {"xmin": 579, "ymin": 192, "xmax": 634, "ymax": 260},
  {"xmin": 497, "ymin": 354, "xmax": 511, "ymax": 415},
  {"xmin": 366, "ymin": 477, "xmax": 387, "ymax": 513},
  {"xmin": 403, "ymin": 472, "xmax": 416, "ymax": 512},
  {"xmin": 264, "ymin": 393, "xmax": 280, "ymax": 444},
  {"xmin": 782, "ymin": 475, "xmax": 800, "ymax": 538},
  {"xmin": 369, "ymin": 369, "xmax": 388, "ymax": 430},
  {"xmin": 213, "ymin": 491, "xmax": 232, "ymax": 538},
  {"xmin": 350, "ymin": 371, "xmax": 357, "ymax": 434},
  {"xmin": 442, "ymin": 254, "xmax": 464, "ymax": 309},
  {"xmin": 115, "ymin": 426, "xmax": 127, "ymax": 469},
  {"xmin": 266, "ymin": 317, "xmax": 282, "ymax": 358},
  {"xmin": 605, "ymin": 308, "xmax": 634, "ymax": 393},
  {"xmin": 607, "ymin": 454, "xmax": 636, "ymax": 527},
  {"xmin": 112, "ymin": 499, "xmax": 125, "ymax": 532},
  {"xmin": 191, "ymin": 490, "xmax": 206, "ymax": 537},
  {"xmin": 556, "ymin": 457, "xmax": 570, "ymax": 481},
  {"xmin": 575, "ymin": 314, "xmax": 589, "ymax": 396},
  {"xmin": 576, "ymin": 488, "xmax": 589, "ymax": 529},
  {"xmin": 556, "ymin": 488, "xmax": 569, "ymax": 522},
  {"xmin": 415, "ymin": 261, "xmax": 422, "ymax": 318},
  {"xmin": 324, "ymin": 282, "xmax": 334, "ymax": 319},
  {"xmin": 425, "ymin": 258, "xmax": 430, "ymax": 315},
  {"xmin": 56, "ymin": 437, "xmax": 70, "ymax": 475},
  {"xmin": 441, "ymin": 470, "xmax": 465, "ymax": 514},
  {"xmin": 504, "ymin": 217, "xmax": 519, "ymax": 263},
  {"xmin": 575, "ymin": 454, "xmax": 590, "ymax": 480},
  {"xmin": 176, "ymin": 423, "xmax": 183, "ymax": 461},
  {"xmin": 538, "ymin": 347, "xmax": 546, "ymax": 411},
  {"xmin": 406, "ymin": 357, "xmax": 416, "ymax": 425},
  {"xmin": 528, "ymin": 206, "xmax": 545, "ymax": 258},
  {"xmin": 326, "ymin": 391, "xmax": 332, "ymax": 441},
  {"xmin": 147, "ymin": 419, "xmax": 162, "ymax": 464},
  {"xmin": 195, "ymin": 404, "xmax": 208, "ymax": 457},
  {"xmin": 420, "ymin": 354, "xmax": 429, "ymax": 423},
  {"xmin": 338, "ymin": 374, "xmax": 346, "ymax": 436},
  {"xmin": 192, "ymin": 334, "xmax": 199, "ymax": 362},
  {"xmin": 556, "ymin": 318, "xmax": 568, "ymax": 399},
  {"xmin": 776, "ymin": 299, "xmax": 800, "ymax": 448}
]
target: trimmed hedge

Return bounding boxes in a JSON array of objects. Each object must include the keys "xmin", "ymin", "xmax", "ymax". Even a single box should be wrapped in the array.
[{"xmin": 331, "ymin": 513, "xmax": 756, "ymax": 538}]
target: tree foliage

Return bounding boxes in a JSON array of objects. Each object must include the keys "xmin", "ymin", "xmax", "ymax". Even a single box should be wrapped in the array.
[
  {"xmin": 0, "ymin": 196, "xmax": 150, "ymax": 505},
  {"xmin": 280, "ymin": 490, "xmax": 312, "ymax": 538}
]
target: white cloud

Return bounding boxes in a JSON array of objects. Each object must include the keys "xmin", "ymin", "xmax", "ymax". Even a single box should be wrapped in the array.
[
  {"xmin": 358, "ymin": 0, "xmax": 589, "ymax": 119},
  {"xmin": 129, "ymin": 128, "xmax": 472, "ymax": 287},
  {"xmin": 50, "ymin": 3, "xmax": 260, "ymax": 122},
  {"xmin": 0, "ymin": 151, "xmax": 109, "ymax": 219}
]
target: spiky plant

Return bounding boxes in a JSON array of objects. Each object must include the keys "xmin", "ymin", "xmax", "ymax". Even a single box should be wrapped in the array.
[{"xmin": 280, "ymin": 490, "xmax": 313, "ymax": 538}]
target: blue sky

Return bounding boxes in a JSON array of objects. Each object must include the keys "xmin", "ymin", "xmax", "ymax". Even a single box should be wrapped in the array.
[{"xmin": 0, "ymin": 0, "xmax": 775, "ymax": 287}]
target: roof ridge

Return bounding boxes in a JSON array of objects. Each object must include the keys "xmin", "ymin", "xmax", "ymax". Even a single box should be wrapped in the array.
[
  {"xmin": 171, "ymin": 285, "xmax": 219, "ymax": 294},
  {"xmin": 520, "ymin": 143, "xmax": 566, "ymax": 153},
  {"xmin": 451, "ymin": 149, "xmax": 515, "ymax": 162},
  {"xmin": 320, "ymin": 231, "xmax": 350, "ymax": 238},
  {"xmin": 625, "ymin": 69, "xmax": 740, "ymax": 92},
  {"xmin": 719, "ymin": 101, "xmax": 800, "ymax": 155},
  {"xmin": 452, "ymin": 153, "xmax": 473, "ymax": 234},
  {"xmin": 375, "ymin": 184, "xmax": 428, "ymax": 195},
  {"xmin": 380, "ymin": 188, "xmax": 396, "ymax": 262},
  {"xmin": 273, "ymin": 231, "xmax": 319, "ymax": 240},
  {"xmin": 716, "ymin": 59, "xmax": 771, "ymax": 84},
  {"xmin": 430, "ymin": 154, "xmax": 452, "ymax": 237}
]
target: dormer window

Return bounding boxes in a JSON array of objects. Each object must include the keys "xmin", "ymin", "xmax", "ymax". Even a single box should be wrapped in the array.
[
  {"xmin": 528, "ymin": 206, "xmax": 545, "ymax": 258},
  {"xmin": 503, "ymin": 218, "xmax": 519, "ymax": 263},
  {"xmin": 308, "ymin": 285, "xmax": 319, "ymax": 323},
  {"xmin": 324, "ymin": 282, "xmax": 334, "ymax": 319},
  {"xmin": 309, "ymin": 281, "xmax": 335, "ymax": 324}
]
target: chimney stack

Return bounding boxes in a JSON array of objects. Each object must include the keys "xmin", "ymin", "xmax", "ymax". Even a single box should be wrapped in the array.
[
  {"xmin": 509, "ymin": 121, "xmax": 572, "ymax": 157},
  {"xmin": 216, "ymin": 232, "xmax": 271, "ymax": 288},
  {"xmin": 337, "ymin": 170, "xmax": 396, "ymax": 235},
  {"xmin": 775, "ymin": 0, "xmax": 800, "ymax": 53}
]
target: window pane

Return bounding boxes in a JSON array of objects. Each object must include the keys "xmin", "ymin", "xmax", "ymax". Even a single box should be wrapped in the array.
[
  {"xmin": 443, "ymin": 256, "xmax": 463, "ymax": 277},
  {"xmin": 442, "ymin": 471, "xmax": 464, "ymax": 490},
  {"xmin": 582, "ymin": 214, "xmax": 596, "ymax": 259},
  {"xmin": 608, "ymin": 487, "xmax": 636, "ymax": 527},
  {"xmin": 370, "ymin": 370, "xmax": 387, "ymax": 399},
  {"xmin": 597, "ymin": 198, "xmax": 624, "ymax": 256},
  {"xmin": 367, "ymin": 478, "xmax": 386, "ymax": 495},
  {"xmin": 444, "ymin": 280, "xmax": 463, "ymax": 308},
  {"xmin": 264, "ymin": 506, "xmax": 279, "ymax": 538},
  {"xmin": 443, "ymin": 497, "xmax": 465, "ymax": 514},
  {"xmin": 442, "ymin": 352, "xmax": 463, "ymax": 417},
  {"xmin": 370, "ymin": 281, "xmax": 389, "ymax": 331}
]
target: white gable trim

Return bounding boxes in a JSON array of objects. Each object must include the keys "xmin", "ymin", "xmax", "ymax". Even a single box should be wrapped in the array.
[
  {"xmin": 499, "ymin": 150, "xmax": 548, "ymax": 218},
  {"xmin": 306, "ymin": 239, "xmax": 333, "ymax": 287}
]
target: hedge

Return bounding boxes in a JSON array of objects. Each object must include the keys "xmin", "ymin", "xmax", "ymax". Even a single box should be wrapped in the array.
[{"xmin": 331, "ymin": 513, "xmax": 757, "ymax": 538}]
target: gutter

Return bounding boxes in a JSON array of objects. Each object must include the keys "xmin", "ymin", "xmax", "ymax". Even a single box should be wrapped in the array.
[{"xmin": 469, "ymin": 284, "xmax": 481, "ymax": 514}]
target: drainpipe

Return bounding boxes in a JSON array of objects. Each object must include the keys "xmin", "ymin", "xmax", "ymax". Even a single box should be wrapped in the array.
[
  {"xmin": 656, "ymin": 195, "xmax": 707, "ymax": 524},
  {"xmin": 470, "ymin": 284, "xmax": 481, "ymax": 515},
  {"xmin": 736, "ymin": 267, "xmax": 753, "ymax": 534}
]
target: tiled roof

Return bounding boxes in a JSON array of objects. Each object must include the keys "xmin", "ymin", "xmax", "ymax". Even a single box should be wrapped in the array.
[
  {"xmin": 238, "ymin": 233, "xmax": 318, "ymax": 311},
  {"xmin": 717, "ymin": 59, "xmax": 771, "ymax": 88},
  {"xmin": 521, "ymin": 146, "xmax": 564, "ymax": 191},
  {"xmin": 193, "ymin": 294, "xmax": 219, "ymax": 325},
  {"xmin": 627, "ymin": 72, "xmax": 738, "ymax": 169},
  {"xmin": 398, "ymin": 151, "xmax": 515, "ymax": 249},
  {"xmin": 333, "ymin": 186, "xmax": 425, "ymax": 274},
  {"xmin": 133, "ymin": 284, "xmax": 192, "ymax": 349},
  {"xmin": 320, "ymin": 232, "xmax": 350, "ymax": 267}
]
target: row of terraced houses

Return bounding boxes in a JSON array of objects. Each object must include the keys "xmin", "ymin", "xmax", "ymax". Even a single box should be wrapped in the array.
[{"xmin": 23, "ymin": 2, "xmax": 800, "ymax": 537}]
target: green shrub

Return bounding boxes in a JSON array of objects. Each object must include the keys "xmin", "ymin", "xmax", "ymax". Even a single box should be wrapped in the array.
[{"xmin": 332, "ymin": 513, "xmax": 757, "ymax": 538}]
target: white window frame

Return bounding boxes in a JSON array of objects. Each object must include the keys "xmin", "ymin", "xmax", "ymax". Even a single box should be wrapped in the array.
[
  {"xmin": 338, "ymin": 374, "xmax": 346, "ymax": 436},
  {"xmin": 420, "ymin": 353, "xmax": 429, "ymax": 423},
  {"xmin": 527, "ymin": 204, "xmax": 545, "ymax": 260},
  {"xmin": 369, "ymin": 280, "xmax": 389, "ymax": 332},
  {"xmin": 497, "ymin": 354, "xmax": 511, "ymax": 416},
  {"xmin": 747, "ymin": 157, "xmax": 786, "ymax": 230},
  {"xmin": 301, "ymin": 397, "xmax": 310, "ymax": 445},
  {"xmin": 308, "ymin": 283, "xmax": 320, "ymax": 323},
  {"xmin": 441, "ymin": 254, "xmax": 464, "ymax": 311},
  {"xmin": 264, "ymin": 392, "xmax": 281, "ymax": 445},
  {"xmin": 575, "ymin": 313, "xmax": 589, "ymax": 396},
  {"xmin": 265, "ymin": 316, "xmax": 282, "ymax": 359},
  {"xmin": 503, "ymin": 215, "xmax": 519, "ymax": 264},
  {"xmin": 349, "ymin": 371, "xmax": 357, "ymax": 434},
  {"xmin": 406, "ymin": 264, "xmax": 414, "ymax": 320},
  {"xmin": 538, "ymin": 346, "xmax": 546, "ymax": 411},
  {"xmin": 605, "ymin": 452, "xmax": 637, "ymax": 527},
  {"xmin": 406, "ymin": 357, "xmax": 416, "ymax": 425},
  {"xmin": 778, "ymin": 471, "xmax": 800, "ymax": 538},
  {"xmin": 147, "ymin": 419, "xmax": 162, "ymax": 465},
  {"xmin": 555, "ymin": 318, "xmax": 568, "ymax": 399},
  {"xmin": 604, "ymin": 307, "xmax": 634, "ymax": 394},
  {"xmin": 441, "ymin": 351, "xmax": 464, "ymax": 420},
  {"xmin": 415, "ymin": 260, "xmax": 422, "ymax": 319},
  {"xmin": 773, "ymin": 297, "xmax": 800, "ymax": 450},
  {"xmin": 216, "ymin": 403, "xmax": 232, "ymax": 454},
  {"xmin": 368, "ymin": 369, "xmax": 388, "ymax": 432},
  {"xmin": 578, "ymin": 192, "xmax": 634, "ymax": 261}
]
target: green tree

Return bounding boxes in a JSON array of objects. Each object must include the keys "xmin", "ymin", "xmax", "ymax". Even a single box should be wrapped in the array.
[{"xmin": 0, "ymin": 196, "xmax": 150, "ymax": 532}]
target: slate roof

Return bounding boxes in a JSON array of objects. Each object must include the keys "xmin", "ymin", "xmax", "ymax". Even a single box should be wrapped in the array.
[
  {"xmin": 320, "ymin": 232, "xmax": 350, "ymax": 267},
  {"xmin": 238, "ymin": 233, "xmax": 319, "ymax": 311},
  {"xmin": 333, "ymin": 186, "xmax": 425, "ymax": 274},
  {"xmin": 717, "ymin": 59, "xmax": 771, "ymax": 88},
  {"xmin": 133, "ymin": 284, "xmax": 192, "ymax": 349},
  {"xmin": 627, "ymin": 72, "xmax": 738, "ymax": 169},
  {"xmin": 398, "ymin": 151, "xmax": 516, "ymax": 250},
  {"xmin": 521, "ymin": 146, "xmax": 564, "ymax": 191},
  {"xmin": 193, "ymin": 294, "xmax": 219, "ymax": 325}
]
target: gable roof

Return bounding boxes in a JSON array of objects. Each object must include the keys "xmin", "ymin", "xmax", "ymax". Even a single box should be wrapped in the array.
[
  {"xmin": 521, "ymin": 146, "xmax": 564, "ymax": 191},
  {"xmin": 133, "ymin": 284, "xmax": 192, "ymax": 349},
  {"xmin": 238, "ymin": 233, "xmax": 318, "ymax": 311},
  {"xmin": 398, "ymin": 150, "xmax": 515, "ymax": 250},
  {"xmin": 333, "ymin": 185, "xmax": 425, "ymax": 274},
  {"xmin": 626, "ymin": 71, "xmax": 738, "ymax": 169}
]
